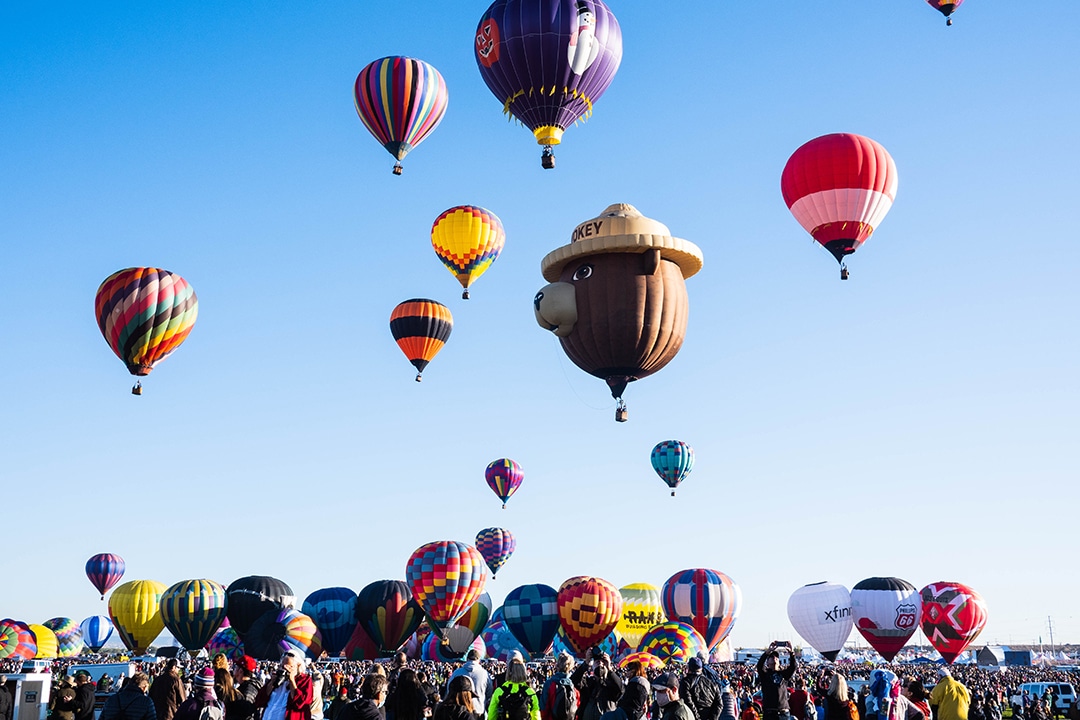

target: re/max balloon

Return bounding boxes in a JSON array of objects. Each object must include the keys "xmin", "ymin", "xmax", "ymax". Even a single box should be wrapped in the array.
[
  {"xmin": 501, "ymin": 583, "xmax": 559, "ymax": 658},
  {"xmin": 475, "ymin": 527, "xmax": 516, "ymax": 577},
  {"xmin": 109, "ymin": 580, "xmax": 167, "ymax": 654},
  {"xmin": 431, "ymin": 206, "xmax": 506, "ymax": 300},
  {"xmin": 160, "ymin": 579, "xmax": 228, "ymax": 653},
  {"xmin": 302, "ymin": 587, "xmax": 358, "ymax": 657},
  {"xmin": 787, "ymin": 581, "xmax": 853, "ymax": 662},
  {"xmin": 919, "ymin": 581, "xmax": 988, "ymax": 664},
  {"xmin": 405, "ymin": 541, "xmax": 487, "ymax": 639},
  {"xmin": 651, "ymin": 440, "xmax": 694, "ymax": 496},
  {"xmin": 355, "ymin": 580, "xmax": 424, "ymax": 654},
  {"xmin": 850, "ymin": 577, "xmax": 921, "ymax": 662},
  {"xmin": 616, "ymin": 583, "xmax": 664, "ymax": 652},
  {"xmin": 86, "ymin": 553, "xmax": 125, "ymax": 600}
]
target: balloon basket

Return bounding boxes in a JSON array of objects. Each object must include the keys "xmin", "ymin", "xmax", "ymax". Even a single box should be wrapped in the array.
[
  {"xmin": 131, "ymin": 381, "xmax": 143, "ymax": 396},
  {"xmin": 462, "ymin": 289, "xmax": 470, "ymax": 300},
  {"xmin": 392, "ymin": 163, "xmax": 403, "ymax": 176},
  {"xmin": 671, "ymin": 491, "xmax": 676, "ymax": 497},
  {"xmin": 840, "ymin": 265, "xmax": 849, "ymax": 280},
  {"xmin": 615, "ymin": 408, "xmax": 628, "ymax": 423},
  {"xmin": 946, "ymin": 17, "xmax": 953, "ymax": 25},
  {"xmin": 541, "ymin": 148, "xmax": 555, "ymax": 169},
  {"xmin": 415, "ymin": 373, "xmax": 422, "ymax": 382}
]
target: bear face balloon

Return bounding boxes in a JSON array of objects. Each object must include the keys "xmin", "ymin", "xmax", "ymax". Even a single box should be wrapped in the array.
[{"xmin": 534, "ymin": 204, "xmax": 703, "ymax": 421}]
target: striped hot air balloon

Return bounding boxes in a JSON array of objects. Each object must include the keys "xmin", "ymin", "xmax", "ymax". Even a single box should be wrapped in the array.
[
  {"xmin": 85, "ymin": 553, "xmax": 125, "ymax": 600},
  {"xmin": 0, "ymin": 620, "xmax": 37, "ymax": 660},
  {"xmin": 160, "ymin": 579, "xmax": 228, "ymax": 653},
  {"xmin": 80, "ymin": 616, "xmax": 114, "ymax": 652},
  {"xmin": 29, "ymin": 624, "xmax": 59, "ymax": 659},
  {"xmin": 485, "ymin": 458, "xmax": 524, "ymax": 509},
  {"xmin": 616, "ymin": 583, "xmax": 664, "ymax": 651},
  {"xmin": 389, "ymin": 299, "xmax": 452, "ymax": 382},
  {"xmin": 556, "ymin": 576, "xmax": 622, "ymax": 657},
  {"xmin": 431, "ymin": 206, "xmax": 506, "ymax": 299},
  {"xmin": 354, "ymin": 580, "xmax": 424, "ymax": 654},
  {"xmin": 475, "ymin": 527, "xmax": 516, "ymax": 577},
  {"xmin": 354, "ymin": 56, "xmax": 449, "ymax": 175},
  {"xmin": 781, "ymin": 133, "xmax": 898, "ymax": 279},
  {"xmin": 661, "ymin": 568, "xmax": 742, "ymax": 651},
  {"xmin": 108, "ymin": 580, "xmax": 167, "ymax": 654},
  {"xmin": 618, "ymin": 651, "xmax": 664, "ymax": 671},
  {"xmin": 94, "ymin": 268, "xmax": 198, "ymax": 394},
  {"xmin": 405, "ymin": 541, "xmax": 488, "ymax": 639},
  {"xmin": 442, "ymin": 593, "xmax": 492, "ymax": 656},
  {"xmin": 637, "ymin": 621, "xmax": 707, "ymax": 664},
  {"xmin": 244, "ymin": 608, "xmax": 323, "ymax": 661}
]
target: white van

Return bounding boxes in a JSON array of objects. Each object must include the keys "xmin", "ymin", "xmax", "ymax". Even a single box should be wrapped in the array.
[{"xmin": 1009, "ymin": 683, "xmax": 1077, "ymax": 714}]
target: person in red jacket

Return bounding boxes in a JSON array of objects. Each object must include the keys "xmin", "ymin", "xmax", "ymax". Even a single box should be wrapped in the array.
[{"xmin": 259, "ymin": 650, "xmax": 314, "ymax": 720}]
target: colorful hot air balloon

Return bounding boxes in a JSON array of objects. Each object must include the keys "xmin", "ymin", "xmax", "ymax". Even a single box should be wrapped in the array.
[
  {"xmin": 485, "ymin": 458, "xmax": 524, "ymax": 508},
  {"xmin": 226, "ymin": 576, "xmax": 296, "ymax": 639},
  {"xmin": 354, "ymin": 56, "xmax": 449, "ymax": 175},
  {"xmin": 389, "ymin": 299, "xmax": 453, "ymax": 382},
  {"xmin": 206, "ymin": 626, "xmax": 244, "ymax": 661},
  {"xmin": 406, "ymin": 541, "xmax": 488, "ymax": 639},
  {"xmin": 781, "ymin": 133, "xmax": 898, "ymax": 279},
  {"xmin": 502, "ymin": 583, "xmax": 559, "ymax": 658},
  {"xmin": 431, "ymin": 206, "xmax": 506, "ymax": 300},
  {"xmin": 442, "ymin": 593, "xmax": 493, "ymax": 656},
  {"xmin": 637, "ymin": 621, "xmax": 707, "ymax": 664},
  {"xmin": 422, "ymin": 630, "xmax": 485, "ymax": 662},
  {"xmin": 475, "ymin": 527, "xmax": 516, "ymax": 577},
  {"xmin": 475, "ymin": 0, "xmax": 623, "ymax": 168},
  {"xmin": 302, "ymin": 587, "xmax": 358, "ymax": 658},
  {"xmin": 94, "ymin": 268, "xmax": 198, "ymax": 394},
  {"xmin": 556, "ymin": 576, "xmax": 622, "ymax": 657},
  {"xmin": 160, "ymin": 579, "xmax": 228, "ymax": 653},
  {"xmin": 651, "ymin": 440, "xmax": 694, "ymax": 496},
  {"xmin": 482, "ymin": 607, "xmax": 530, "ymax": 661},
  {"xmin": 661, "ymin": 568, "xmax": 742, "ymax": 651},
  {"xmin": 919, "ymin": 582, "xmax": 988, "ymax": 664},
  {"xmin": 927, "ymin": 0, "xmax": 964, "ymax": 25},
  {"xmin": 86, "ymin": 553, "xmax": 126, "ymax": 600},
  {"xmin": 850, "ymin": 577, "xmax": 921, "ymax": 662},
  {"xmin": 244, "ymin": 608, "xmax": 323, "ymax": 661},
  {"xmin": 43, "ymin": 618, "xmax": 85, "ymax": 658},
  {"xmin": 552, "ymin": 624, "xmax": 619, "ymax": 660},
  {"xmin": 29, "ymin": 624, "xmax": 59, "ymax": 659},
  {"xmin": 618, "ymin": 651, "xmax": 664, "ymax": 671},
  {"xmin": 355, "ymin": 580, "xmax": 424, "ymax": 654},
  {"xmin": 343, "ymin": 623, "xmax": 382, "ymax": 661},
  {"xmin": 786, "ymin": 582, "xmax": 853, "ymax": 662},
  {"xmin": 616, "ymin": 583, "xmax": 664, "ymax": 652},
  {"xmin": 80, "ymin": 615, "xmax": 114, "ymax": 652},
  {"xmin": 108, "ymin": 579, "xmax": 167, "ymax": 654},
  {"xmin": 0, "ymin": 620, "xmax": 36, "ymax": 660}
]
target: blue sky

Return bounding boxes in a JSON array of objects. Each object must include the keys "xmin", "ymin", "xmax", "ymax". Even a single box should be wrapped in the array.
[{"xmin": 2, "ymin": 2, "xmax": 1078, "ymax": 651}]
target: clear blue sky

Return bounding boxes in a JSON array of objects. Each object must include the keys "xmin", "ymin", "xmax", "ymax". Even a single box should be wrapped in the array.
[{"xmin": 2, "ymin": 2, "xmax": 1078, "ymax": 651}]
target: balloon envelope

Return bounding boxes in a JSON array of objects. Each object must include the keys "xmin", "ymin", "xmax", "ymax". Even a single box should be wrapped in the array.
[
  {"xmin": 485, "ymin": 458, "xmax": 524, "ymax": 507},
  {"xmin": 355, "ymin": 580, "xmax": 424, "ymax": 654},
  {"xmin": 502, "ymin": 583, "xmax": 559, "ymax": 658},
  {"xmin": 475, "ymin": 527, "xmax": 516, "ymax": 577},
  {"xmin": 43, "ymin": 618, "xmax": 85, "ymax": 658},
  {"xmin": 556, "ymin": 576, "xmax": 622, "ymax": 657},
  {"xmin": 302, "ymin": 587, "xmax": 358, "ymax": 657},
  {"xmin": 405, "ymin": 541, "xmax": 488, "ymax": 638},
  {"xmin": 431, "ymin": 206, "xmax": 506, "ymax": 297},
  {"xmin": 389, "ymin": 299, "xmax": 453, "ymax": 380},
  {"xmin": 86, "ymin": 553, "xmax": 126, "ymax": 599},
  {"xmin": 482, "ymin": 607, "xmax": 530, "ymax": 661},
  {"xmin": 206, "ymin": 626, "xmax": 244, "ymax": 661},
  {"xmin": 442, "ymin": 593, "xmax": 492, "ymax": 656},
  {"xmin": 552, "ymin": 624, "xmax": 619, "ymax": 660},
  {"xmin": 618, "ymin": 651, "xmax": 664, "ymax": 671},
  {"xmin": 226, "ymin": 576, "xmax": 295, "ymax": 639},
  {"xmin": 0, "ymin": 620, "xmax": 36, "ymax": 660},
  {"xmin": 245, "ymin": 608, "xmax": 323, "ymax": 661},
  {"xmin": 29, "ymin": 625, "xmax": 59, "ymax": 659},
  {"xmin": 160, "ymin": 579, "xmax": 228, "ymax": 653},
  {"xmin": 109, "ymin": 580, "xmax": 167, "ymax": 654},
  {"xmin": 616, "ymin": 583, "xmax": 664, "ymax": 652},
  {"xmin": 787, "ymin": 582, "xmax": 853, "ymax": 662},
  {"xmin": 919, "ymin": 581, "xmax": 988, "ymax": 664},
  {"xmin": 637, "ymin": 621, "xmax": 707, "ymax": 664},
  {"xmin": 661, "ymin": 568, "xmax": 742, "ymax": 651},
  {"xmin": 651, "ymin": 441, "xmax": 694, "ymax": 494},
  {"xmin": 850, "ymin": 577, "xmax": 921, "ymax": 661},
  {"xmin": 80, "ymin": 616, "xmax": 114, "ymax": 652}
]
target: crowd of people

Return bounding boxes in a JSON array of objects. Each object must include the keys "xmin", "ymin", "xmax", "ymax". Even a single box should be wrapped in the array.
[{"xmin": 2, "ymin": 641, "xmax": 1078, "ymax": 720}]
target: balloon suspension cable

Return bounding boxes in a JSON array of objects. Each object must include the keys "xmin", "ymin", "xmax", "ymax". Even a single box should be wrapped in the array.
[
  {"xmin": 131, "ymin": 381, "xmax": 143, "ymax": 396},
  {"xmin": 392, "ymin": 162, "xmax": 403, "ymax": 176},
  {"xmin": 541, "ymin": 146, "xmax": 556, "ymax": 170},
  {"xmin": 615, "ymin": 398, "xmax": 628, "ymax": 423},
  {"xmin": 840, "ymin": 263, "xmax": 850, "ymax": 281},
  {"xmin": 462, "ymin": 289, "xmax": 470, "ymax": 300},
  {"xmin": 415, "ymin": 372, "xmax": 422, "ymax": 382}
]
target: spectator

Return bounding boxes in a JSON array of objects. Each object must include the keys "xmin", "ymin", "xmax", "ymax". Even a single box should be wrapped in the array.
[
  {"xmin": 100, "ymin": 672, "xmax": 157, "ymax": 720},
  {"xmin": 435, "ymin": 676, "xmax": 482, "ymax": 720},
  {"xmin": 175, "ymin": 668, "xmax": 224, "ymax": 720},
  {"xmin": 340, "ymin": 674, "xmax": 389, "ymax": 720},
  {"xmin": 150, "ymin": 660, "xmax": 188, "ymax": 720},
  {"xmin": 682, "ymin": 658, "xmax": 721, "ymax": 720},
  {"xmin": 258, "ymin": 650, "xmax": 315, "ymax": 720},
  {"xmin": 930, "ymin": 668, "xmax": 971, "ymax": 720},
  {"xmin": 616, "ymin": 661, "xmax": 649, "ymax": 720},
  {"xmin": 73, "ymin": 670, "xmax": 98, "ymax": 720},
  {"xmin": 386, "ymin": 669, "xmax": 432, "ymax": 720},
  {"xmin": 756, "ymin": 643, "xmax": 798, "ymax": 720},
  {"xmin": 487, "ymin": 659, "xmax": 539, "ymax": 720},
  {"xmin": 540, "ymin": 653, "xmax": 580, "ymax": 720},
  {"xmin": 231, "ymin": 656, "xmax": 263, "ymax": 720},
  {"xmin": 450, "ymin": 651, "xmax": 492, "ymax": 715},
  {"xmin": 652, "ymin": 673, "xmax": 694, "ymax": 720},
  {"xmin": 571, "ymin": 649, "xmax": 623, "ymax": 720}
]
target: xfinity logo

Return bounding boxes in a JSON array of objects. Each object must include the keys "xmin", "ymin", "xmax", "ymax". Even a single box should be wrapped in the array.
[{"xmin": 823, "ymin": 605, "xmax": 851, "ymax": 623}]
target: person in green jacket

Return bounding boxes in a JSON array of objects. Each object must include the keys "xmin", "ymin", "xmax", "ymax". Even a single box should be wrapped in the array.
[{"xmin": 487, "ymin": 660, "xmax": 539, "ymax": 720}]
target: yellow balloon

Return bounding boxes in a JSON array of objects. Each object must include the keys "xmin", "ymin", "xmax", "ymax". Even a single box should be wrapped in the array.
[
  {"xmin": 29, "ymin": 624, "xmax": 58, "ymax": 658},
  {"xmin": 430, "ymin": 206, "xmax": 506, "ymax": 299},
  {"xmin": 616, "ymin": 583, "xmax": 664, "ymax": 651},
  {"xmin": 108, "ymin": 579, "xmax": 167, "ymax": 654}
]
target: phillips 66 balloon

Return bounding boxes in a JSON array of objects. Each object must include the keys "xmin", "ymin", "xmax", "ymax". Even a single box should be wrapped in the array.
[
  {"xmin": 405, "ymin": 541, "xmax": 488, "ymax": 639},
  {"xmin": 86, "ymin": 553, "xmax": 125, "ymax": 600},
  {"xmin": 651, "ymin": 440, "xmax": 694, "ymax": 496},
  {"xmin": 662, "ymin": 568, "xmax": 742, "ymax": 651},
  {"xmin": 781, "ymin": 133, "xmax": 898, "ymax": 279},
  {"xmin": 475, "ymin": 0, "xmax": 622, "ymax": 169},
  {"xmin": 485, "ymin": 458, "xmax": 524, "ymax": 508},
  {"xmin": 431, "ymin": 206, "xmax": 506, "ymax": 300},
  {"xmin": 919, "ymin": 581, "xmax": 988, "ymax": 664},
  {"xmin": 787, "ymin": 581, "xmax": 853, "ymax": 661},
  {"xmin": 850, "ymin": 577, "xmax": 921, "ymax": 661}
]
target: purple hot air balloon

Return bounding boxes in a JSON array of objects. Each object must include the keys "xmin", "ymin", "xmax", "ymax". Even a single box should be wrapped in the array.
[
  {"xmin": 86, "ymin": 553, "xmax": 125, "ymax": 600},
  {"xmin": 475, "ymin": 0, "xmax": 623, "ymax": 168},
  {"xmin": 475, "ymin": 528, "xmax": 516, "ymax": 577}
]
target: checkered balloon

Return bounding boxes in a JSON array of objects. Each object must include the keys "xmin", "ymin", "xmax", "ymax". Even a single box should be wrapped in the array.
[
  {"xmin": 556, "ymin": 576, "xmax": 622, "ymax": 657},
  {"xmin": 406, "ymin": 540, "xmax": 488, "ymax": 637}
]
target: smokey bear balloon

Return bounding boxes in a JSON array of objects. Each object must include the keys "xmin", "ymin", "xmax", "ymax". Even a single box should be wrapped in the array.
[{"xmin": 534, "ymin": 204, "xmax": 703, "ymax": 421}]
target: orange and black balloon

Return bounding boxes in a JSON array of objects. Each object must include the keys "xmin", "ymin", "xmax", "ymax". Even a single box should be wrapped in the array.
[{"xmin": 390, "ymin": 299, "xmax": 453, "ymax": 382}]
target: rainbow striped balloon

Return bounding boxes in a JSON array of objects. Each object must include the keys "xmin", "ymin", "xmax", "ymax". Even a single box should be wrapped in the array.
[
  {"xmin": 160, "ymin": 579, "xmax": 228, "ymax": 652},
  {"xmin": 618, "ymin": 650, "xmax": 665, "ymax": 671},
  {"xmin": 94, "ymin": 268, "xmax": 198, "ymax": 386},
  {"xmin": 431, "ymin": 206, "xmax": 506, "ymax": 299},
  {"xmin": 637, "ymin": 620, "xmax": 707, "ymax": 664},
  {"xmin": 0, "ymin": 620, "xmax": 37, "ymax": 660},
  {"xmin": 354, "ymin": 56, "xmax": 449, "ymax": 174}
]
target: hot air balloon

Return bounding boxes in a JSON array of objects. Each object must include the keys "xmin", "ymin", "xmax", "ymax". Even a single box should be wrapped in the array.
[
  {"xmin": 0, "ymin": 620, "xmax": 36, "ymax": 660},
  {"xmin": 618, "ymin": 651, "xmax": 664, "ymax": 671},
  {"xmin": 80, "ymin": 615, "xmax": 114, "ymax": 652},
  {"xmin": 343, "ymin": 623, "xmax": 382, "ymax": 661},
  {"xmin": 108, "ymin": 579, "xmax": 167, "ymax": 654},
  {"xmin": 534, "ymin": 204, "xmax": 704, "ymax": 421},
  {"xmin": 552, "ymin": 624, "xmax": 619, "ymax": 660},
  {"xmin": 390, "ymin": 299, "xmax": 453, "ymax": 382},
  {"xmin": 226, "ymin": 576, "xmax": 296, "ymax": 639},
  {"xmin": 302, "ymin": 587, "xmax": 358, "ymax": 657},
  {"xmin": 94, "ymin": 268, "xmax": 198, "ymax": 394},
  {"xmin": 43, "ymin": 618, "xmax": 85, "ymax": 658},
  {"xmin": 661, "ymin": 568, "xmax": 742, "ymax": 651},
  {"xmin": 29, "ymin": 624, "xmax": 58, "ymax": 659},
  {"xmin": 355, "ymin": 580, "xmax": 425, "ymax": 654},
  {"xmin": 482, "ymin": 607, "xmax": 530, "ymax": 661},
  {"xmin": 616, "ymin": 583, "xmax": 664, "ymax": 652},
  {"xmin": 475, "ymin": 0, "xmax": 622, "ymax": 168},
  {"xmin": 422, "ymin": 630, "xmax": 485, "ymax": 662},
  {"xmin": 86, "ymin": 553, "xmax": 126, "ymax": 600},
  {"xmin": 637, "ymin": 621, "xmax": 707, "ymax": 664},
  {"xmin": 244, "ymin": 608, "xmax": 323, "ymax": 661},
  {"xmin": 786, "ymin": 582, "xmax": 853, "ymax": 661},
  {"xmin": 475, "ymin": 527, "xmax": 516, "ymax": 577},
  {"xmin": 502, "ymin": 583, "xmax": 560, "ymax": 658},
  {"xmin": 485, "ymin": 458, "xmax": 524, "ymax": 509},
  {"xmin": 781, "ymin": 133, "xmax": 898, "ymax": 280},
  {"xmin": 927, "ymin": 0, "xmax": 963, "ymax": 25},
  {"xmin": 160, "ymin": 579, "xmax": 228, "ymax": 653},
  {"xmin": 919, "ymin": 582, "xmax": 988, "ymax": 664},
  {"xmin": 206, "ymin": 626, "xmax": 244, "ymax": 661},
  {"xmin": 432, "ymin": 206, "xmax": 506, "ymax": 299},
  {"xmin": 651, "ymin": 441, "xmax": 694, "ymax": 496},
  {"xmin": 442, "ymin": 593, "xmax": 493, "ymax": 656},
  {"xmin": 556, "ymin": 576, "xmax": 622, "ymax": 657},
  {"xmin": 405, "ymin": 541, "xmax": 488, "ymax": 639},
  {"xmin": 850, "ymin": 577, "xmax": 921, "ymax": 662},
  {"xmin": 354, "ymin": 56, "xmax": 449, "ymax": 175}
]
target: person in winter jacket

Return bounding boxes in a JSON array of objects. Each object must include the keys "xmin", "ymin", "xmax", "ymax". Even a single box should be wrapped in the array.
[
  {"xmin": 652, "ymin": 674, "xmax": 695, "ymax": 720},
  {"xmin": 150, "ymin": 661, "xmax": 188, "ymax": 720},
  {"xmin": 451, "ymin": 651, "xmax": 493, "ymax": 716},
  {"xmin": 100, "ymin": 673, "xmax": 158, "ymax": 720},
  {"xmin": 929, "ymin": 669, "xmax": 970, "ymax": 720},
  {"xmin": 617, "ymin": 661, "xmax": 650, "ymax": 720},
  {"xmin": 435, "ymin": 676, "xmax": 482, "ymax": 720},
  {"xmin": 340, "ymin": 675, "xmax": 390, "ymax": 720},
  {"xmin": 174, "ymin": 668, "xmax": 225, "ymax": 720},
  {"xmin": 571, "ymin": 649, "xmax": 623, "ymax": 720},
  {"xmin": 487, "ymin": 660, "xmax": 539, "ymax": 720},
  {"xmin": 257, "ymin": 649, "xmax": 315, "ymax": 720},
  {"xmin": 681, "ymin": 658, "xmax": 721, "ymax": 720}
]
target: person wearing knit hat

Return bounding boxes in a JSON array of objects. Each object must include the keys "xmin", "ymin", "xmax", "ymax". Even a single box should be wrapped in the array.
[{"xmin": 173, "ymin": 668, "xmax": 224, "ymax": 720}]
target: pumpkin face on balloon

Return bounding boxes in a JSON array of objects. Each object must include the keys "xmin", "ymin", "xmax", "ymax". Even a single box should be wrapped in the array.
[{"xmin": 534, "ymin": 204, "xmax": 703, "ymax": 421}]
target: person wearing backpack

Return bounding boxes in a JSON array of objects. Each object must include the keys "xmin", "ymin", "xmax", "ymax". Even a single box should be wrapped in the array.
[
  {"xmin": 100, "ymin": 673, "xmax": 158, "ymax": 720},
  {"xmin": 174, "ymin": 669, "xmax": 225, "ymax": 720},
  {"xmin": 487, "ymin": 659, "xmax": 539, "ymax": 720},
  {"xmin": 682, "ymin": 658, "xmax": 721, "ymax": 720},
  {"xmin": 541, "ymin": 653, "xmax": 580, "ymax": 720},
  {"xmin": 823, "ymin": 673, "xmax": 857, "ymax": 720}
]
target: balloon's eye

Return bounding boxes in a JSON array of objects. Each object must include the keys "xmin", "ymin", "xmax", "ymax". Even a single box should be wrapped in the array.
[{"xmin": 572, "ymin": 265, "xmax": 593, "ymax": 281}]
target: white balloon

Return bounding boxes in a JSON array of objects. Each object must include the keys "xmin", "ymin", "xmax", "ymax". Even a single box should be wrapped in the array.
[{"xmin": 787, "ymin": 581, "xmax": 853, "ymax": 661}]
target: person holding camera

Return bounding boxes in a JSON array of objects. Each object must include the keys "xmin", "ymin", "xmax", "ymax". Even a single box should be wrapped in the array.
[
  {"xmin": 571, "ymin": 648, "xmax": 623, "ymax": 720},
  {"xmin": 257, "ymin": 650, "xmax": 314, "ymax": 720},
  {"xmin": 755, "ymin": 642, "xmax": 798, "ymax": 720}
]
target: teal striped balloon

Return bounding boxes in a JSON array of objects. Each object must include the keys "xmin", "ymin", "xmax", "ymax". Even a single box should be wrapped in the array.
[{"xmin": 160, "ymin": 579, "xmax": 228, "ymax": 652}]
